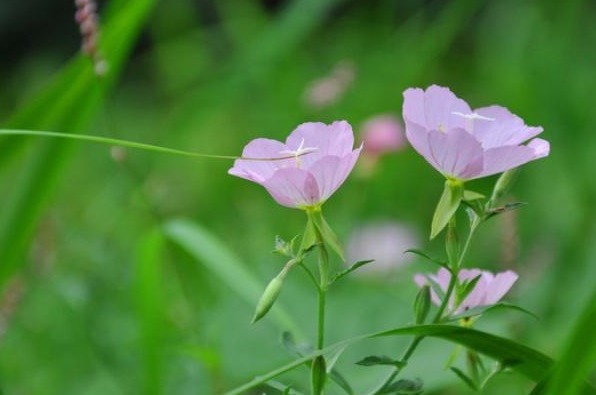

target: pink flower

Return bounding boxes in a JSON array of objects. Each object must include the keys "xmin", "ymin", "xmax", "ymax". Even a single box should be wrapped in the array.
[
  {"xmin": 360, "ymin": 115, "xmax": 406, "ymax": 156},
  {"xmin": 402, "ymin": 85, "xmax": 549, "ymax": 180},
  {"xmin": 414, "ymin": 268, "xmax": 518, "ymax": 314},
  {"xmin": 229, "ymin": 121, "xmax": 362, "ymax": 209}
]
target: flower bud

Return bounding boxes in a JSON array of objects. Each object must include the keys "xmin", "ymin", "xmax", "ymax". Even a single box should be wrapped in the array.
[
  {"xmin": 490, "ymin": 169, "xmax": 519, "ymax": 206},
  {"xmin": 311, "ymin": 355, "xmax": 327, "ymax": 395},
  {"xmin": 251, "ymin": 275, "xmax": 284, "ymax": 324},
  {"xmin": 413, "ymin": 285, "xmax": 431, "ymax": 324}
]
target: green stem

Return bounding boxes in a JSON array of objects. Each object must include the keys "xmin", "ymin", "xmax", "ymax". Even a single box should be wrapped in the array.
[
  {"xmin": 317, "ymin": 288, "xmax": 327, "ymax": 351},
  {"xmin": 0, "ymin": 129, "xmax": 305, "ymax": 162},
  {"xmin": 315, "ymin": 232, "xmax": 330, "ymax": 351}
]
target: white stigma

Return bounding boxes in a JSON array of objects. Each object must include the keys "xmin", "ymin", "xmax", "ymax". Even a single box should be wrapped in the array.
[
  {"xmin": 279, "ymin": 138, "xmax": 318, "ymax": 167},
  {"xmin": 451, "ymin": 111, "xmax": 495, "ymax": 121}
]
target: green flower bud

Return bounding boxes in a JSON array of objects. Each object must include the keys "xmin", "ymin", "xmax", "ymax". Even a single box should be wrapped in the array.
[
  {"xmin": 414, "ymin": 285, "xmax": 431, "ymax": 324},
  {"xmin": 251, "ymin": 275, "xmax": 284, "ymax": 324},
  {"xmin": 490, "ymin": 169, "xmax": 519, "ymax": 206},
  {"xmin": 311, "ymin": 355, "xmax": 327, "ymax": 395}
]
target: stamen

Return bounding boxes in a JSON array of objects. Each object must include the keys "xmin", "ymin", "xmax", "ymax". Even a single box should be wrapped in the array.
[
  {"xmin": 279, "ymin": 138, "xmax": 318, "ymax": 167},
  {"xmin": 451, "ymin": 111, "xmax": 495, "ymax": 121}
]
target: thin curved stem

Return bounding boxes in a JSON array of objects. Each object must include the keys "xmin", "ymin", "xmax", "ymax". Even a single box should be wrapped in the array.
[{"xmin": 0, "ymin": 129, "xmax": 308, "ymax": 161}]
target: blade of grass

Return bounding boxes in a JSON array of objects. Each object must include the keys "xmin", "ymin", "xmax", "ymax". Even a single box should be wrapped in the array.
[
  {"xmin": 0, "ymin": 0, "xmax": 158, "ymax": 287},
  {"xmin": 163, "ymin": 218, "xmax": 304, "ymax": 340},
  {"xmin": 135, "ymin": 228, "xmax": 166, "ymax": 395}
]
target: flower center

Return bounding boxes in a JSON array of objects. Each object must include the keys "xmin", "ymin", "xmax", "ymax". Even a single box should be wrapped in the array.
[{"xmin": 279, "ymin": 138, "xmax": 318, "ymax": 168}]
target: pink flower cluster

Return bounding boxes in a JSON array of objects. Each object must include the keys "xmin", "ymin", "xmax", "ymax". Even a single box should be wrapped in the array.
[
  {"xmin": 415, "ymin": 268, "xmax": 519, "ymax": 314},
  {"xmin": 403, "ymin": 85, "xmax": 549, "ymax": 180}
]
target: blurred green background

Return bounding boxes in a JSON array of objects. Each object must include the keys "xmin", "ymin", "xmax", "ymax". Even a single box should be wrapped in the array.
[{"xmin": 0, "ymin": 0, "xmax": 595, "ymax": 393}]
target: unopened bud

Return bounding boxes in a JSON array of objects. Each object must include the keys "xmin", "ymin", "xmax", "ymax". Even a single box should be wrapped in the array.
[
  {"xmin": 413, "ymin": 285, "xmax": 431, "ymax": 324},
  {"xmin": 251, "ymin": 275, "xmax": 284, "ymax": 324},
  {"xmin": 490, "ymin": 169, "xmax": 519, "ymax": 206}
]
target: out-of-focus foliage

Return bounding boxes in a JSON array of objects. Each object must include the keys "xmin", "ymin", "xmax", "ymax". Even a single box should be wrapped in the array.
[{"xmin": 0, "ymin": 0, "xmax": 595, "ymax": 394}]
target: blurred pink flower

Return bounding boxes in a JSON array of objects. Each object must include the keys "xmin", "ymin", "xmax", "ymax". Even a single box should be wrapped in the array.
[
  {"xmin": 304, "ymin": 61, "xmax": 355, "ymax": 109},
  {"xmin": 346, "ymin": 221, "xmax": 419, "ymax": 277},
  {"xmin": 229, "ymin": 121, "xmax": 362, "ymax": 209},
  {"xmin": 414, "ymin": 268, "xmax": 518, "ymax": 314},
  {"xmin": 360, "ymin": 115, "xmax": 406, "ymax": 156},
  {"xmin": 402, "ymin": 85, "xmax": 549, "ymax": 180}
]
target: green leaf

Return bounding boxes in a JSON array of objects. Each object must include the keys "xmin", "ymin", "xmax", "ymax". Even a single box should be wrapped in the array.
[
  {"xmin": 163, "ymin": 219, "xmax": 304, "ymax": 339},
  {"xmin": 431, "ymin": 179, "xmax": 464, "ymax": 239},
  {"xmin": 373, "ymin": 325, "xmax": 553, "ymax": 381},
  {"xmin": 378, "ymin": 378, "xmax": 423, "ymax": 394},
  {"xmin": 135, "ymin": 228, "xmax": 166, "ymax": 393},
  {"xmin": 486, "ymin": 202, "xmax": 527, "ymax": 220},
  {"xmin": 225, "ymin": 325, "xmax": 553, "ymax": 394},
  {"xmin": 329, "ymin": 260, "xmax": 375, "ymax": 284},
  {"xmin": 404, "ymin": 249, "xmax": 449, "ymax": 269},
  {"xmin": 0, "ymin": 0, "xmax": 158, "ymax": 288},
  {"xmin": 544, "ymin": 288, "xmax": 596, "ymax": 395},
  {"xmin": 356, "ymin": 355, "xmax": 406, "ymax": 368},
  {"xmin": 446, "ymin": 302, "xmax": 539, "ymax": 322},
  {"xmin": 450, "ymin": 367, "xmax": 478, "ymax": 391}
]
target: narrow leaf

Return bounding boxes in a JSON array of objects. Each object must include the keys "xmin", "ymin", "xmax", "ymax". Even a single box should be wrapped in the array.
[
  {"xmin": 379, "ymin": 378, "xmax": 423, "ymax": 394},
  {"xmin": 449, "ymin": 367, "xmax": 478, "ymax": 391},
  {"xmin": 486, "ymin": 202, "xmax": 527, "ymax": 219},
  {"xmin": 330, "ymin": 260, "xmax": 375, "ymax": 284},
  {"xmin": 404, "ymin": 249, "xmax": 449, "ymax": 269},
  {"xmin": 356, "ymin": 355, "xmax": 406, "ymax": 368}
]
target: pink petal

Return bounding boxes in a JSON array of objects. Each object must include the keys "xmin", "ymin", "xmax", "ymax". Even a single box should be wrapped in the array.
[
  {"xmin": 527, "ymin": 138, "xmax": 550, "ymax": 158},
  {"xmin": 286, "ymin": 121, "xmax": 355, "ymax": 167},
  {"xmin": 262, "ymin": 168, "xmax": 320, "ymax": 208},
  {"xmin": 458, "ymin": 271, "xmax": 490, "ymax": 312},
  {"xmin": 485, "ymin": 270, "xmax": 518, "ymax": 305},
  {"xmin": 426, "ymin": 128, "xmax": 484, "ymax": 179},
  {"xmin": 476, "ymin": 143, "xmax": 544, "ymax": 179},
  {"xmin": 403, "ymin": 86, "xmax": 472, "ymax": 133},
  {"xmin": 472, "ymin": 106, "xmax": 544, "ymax": 149},
  {"xmin": 228, "ymin": 138, "xmax": 292, "ymax": 183},
  {"xmin": 404, "ymin": 122, "xmax": 433, "ymax": 163},
  {"xmin": 308, "ymin": 148, "xmax": 362, "ymax": 203},
  {"xmin": 424, "ymin": 85, "xmax": 473, "ymax": 132}
]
